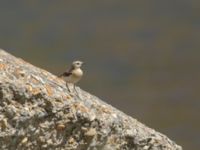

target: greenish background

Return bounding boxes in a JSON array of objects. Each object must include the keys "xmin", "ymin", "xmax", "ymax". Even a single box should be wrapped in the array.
[{"xmin": 0, "ymin": 1, "xmax": 199, "ymax": 149}]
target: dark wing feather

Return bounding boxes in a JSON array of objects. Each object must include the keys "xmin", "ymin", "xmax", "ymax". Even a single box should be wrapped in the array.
[
  {"xmin": 59, "ymin": 71, "xmax": 72, "ymax": 77},
  {"xmin": 59, "ymin": 65, "xmax": 74, "ymax": 77}
]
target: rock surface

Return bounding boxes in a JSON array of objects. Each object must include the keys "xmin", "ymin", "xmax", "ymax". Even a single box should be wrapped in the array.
[{"xmin": 0, "ymin": 49, "xmax": 182, "ymax": 150}]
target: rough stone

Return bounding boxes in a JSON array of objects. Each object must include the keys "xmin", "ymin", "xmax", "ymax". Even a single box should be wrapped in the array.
[{"xmin": 0, "ymin": 49, "xmax": 182, "ymax": 150}]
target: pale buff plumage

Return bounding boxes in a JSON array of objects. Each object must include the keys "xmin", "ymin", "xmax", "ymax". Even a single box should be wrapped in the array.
[
  {"xmin": 63, "ymin": 68, "xmax": 83, "ymax": 84},
  {"xmin": 59, "ymin": 60, "xmax": 84, "ymax": 92}
]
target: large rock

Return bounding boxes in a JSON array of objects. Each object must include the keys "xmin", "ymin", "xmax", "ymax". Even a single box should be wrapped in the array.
[{"xmin": 0, "ymin": 49, "xmax": 182, "ymax": 150}]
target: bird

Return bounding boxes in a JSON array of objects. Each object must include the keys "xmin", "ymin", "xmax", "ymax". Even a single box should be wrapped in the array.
[{"xmin": 59, "ymin": 60, "xmax": 84, "ymax": 93}]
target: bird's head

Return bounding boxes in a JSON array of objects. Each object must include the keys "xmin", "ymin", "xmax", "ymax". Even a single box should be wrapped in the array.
[{"xmin": 72, "ymin": 60, "xmax": 84, "ymax": 68}]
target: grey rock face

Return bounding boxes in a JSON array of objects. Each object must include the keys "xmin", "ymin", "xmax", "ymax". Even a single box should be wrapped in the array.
[{"xmin": 0, "ymin": 49, "xmax": 182, "ymax": 150}]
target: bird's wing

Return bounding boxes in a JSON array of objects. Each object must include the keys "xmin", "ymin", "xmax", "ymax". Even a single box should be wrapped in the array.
[
  {"xmin": 59, "ymin": 66, "xmax": 74, "ymax": 77},
  {"xmin": 59, "ymin": 72, "xmax": 72, "ymax": 77}
]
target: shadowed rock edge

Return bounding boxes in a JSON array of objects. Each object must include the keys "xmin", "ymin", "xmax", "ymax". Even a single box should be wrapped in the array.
[{"xmin": 0, "ymin": 50, "xmax": 182, "ymax": 150}]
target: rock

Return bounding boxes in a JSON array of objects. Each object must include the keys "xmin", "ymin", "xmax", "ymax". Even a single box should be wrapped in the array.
[
  {"xmin": 0, "ymin": 49, "xmax": 182, "ymax": 150},
  {"xmin": 84, "ymin": 128, "xmax": 97, "ymax": 137}
]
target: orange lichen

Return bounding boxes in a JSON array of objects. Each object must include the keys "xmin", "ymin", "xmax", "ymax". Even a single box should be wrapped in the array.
[
  {"xmin": 45, "ymin": 84, "xmax": 53, "ymax": 96},
  {"xmin": 101, "ymin": 107, "xmax": 111, "ymax": 113},
  {"xmin": 30, "ymin": 77, "xmax": 40, "ymax": 84},
  {"xmin": 74, "ymin": 103, "xmax": 88, "ymax": 113},
  {"xmin": 26, "ymin": 85, "xmax": 33, "ymax": 92},
  {"xmin": 61, "ymin": 94, "xmax": 72, "ymax": 100},
  {"xmin": 66, "ymin": 95, "xmax": 72, "ymax": 99},
  {"xmin": 14, "ymin": 68, "xmax": 25, "ymax": 78},
  {"xmin": 32, "ymin": 88, "xmax": 41, "ymax": 95},
  {"xmin": 56, "ymin": 124, "xmax": 65, "ymax": 130},
  {"xmin": 0, "ymin": 63, "xmax": 6, "ymax": 70}
]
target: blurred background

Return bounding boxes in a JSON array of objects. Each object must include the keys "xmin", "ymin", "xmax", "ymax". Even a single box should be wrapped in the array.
[{"xmin": 0, "ymin": 1, "xmax": 199, "ymax": 149}]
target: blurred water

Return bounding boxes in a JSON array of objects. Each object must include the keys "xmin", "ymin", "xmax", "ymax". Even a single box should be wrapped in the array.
[{"xmin": 0, "ymin": 1, "xmax": 200, "ymax": 149}]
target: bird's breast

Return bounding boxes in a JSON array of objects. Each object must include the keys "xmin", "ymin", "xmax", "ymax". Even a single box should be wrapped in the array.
[
  {"xmin": 62, "ymin": 68, "xmax": 83, "ymax": 83},
  {"xmin": 72, "ymin": 68, "xmax": 83, "ymax": 78}
]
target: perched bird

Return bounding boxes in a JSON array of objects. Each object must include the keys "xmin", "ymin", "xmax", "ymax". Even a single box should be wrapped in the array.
[{"xmin": 59, "ymin": 60, "xmax": 84, "ymax": 92}]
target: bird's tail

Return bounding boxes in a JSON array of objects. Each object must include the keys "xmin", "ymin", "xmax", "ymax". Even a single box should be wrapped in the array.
[{"xmin": 58, "ymin": 73, "xmax": 64, "ymax": 77}]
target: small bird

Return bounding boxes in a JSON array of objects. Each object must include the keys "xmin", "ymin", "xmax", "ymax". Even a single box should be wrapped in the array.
[{"xmin": 59, "ymin": 60, "xmax": 84, "ymax": 92}]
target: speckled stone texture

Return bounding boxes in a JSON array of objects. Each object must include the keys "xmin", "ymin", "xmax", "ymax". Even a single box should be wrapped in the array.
[{"xmin": 0, "ymin": 49, "xmax": 182, "ymax": 150}]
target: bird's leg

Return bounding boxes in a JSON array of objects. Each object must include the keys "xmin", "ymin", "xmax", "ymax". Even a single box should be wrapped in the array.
[
  {"xmin": 73, "ymin": 84, "xmax": 77, "ymax": 93},
  {"xmin": 66, "ymin": 83, "xmax": 71, "ymax": 93},
  {"xmin": 73, "ymin": 84, "xmax": 78, "ymax": 94},
  {"xmin": 73, "ymin": 84, "xmax": 81, "ymax": 98}
]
